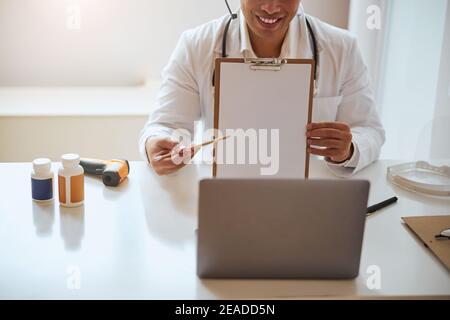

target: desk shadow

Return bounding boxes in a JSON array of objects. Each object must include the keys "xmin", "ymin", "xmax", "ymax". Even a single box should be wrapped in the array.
[
  {"xmin": 197, "ymin": 278, "xmax": 358, "ymax": 299},
  {"xmin": 140, "ymin": 164, "xmax": 199, "ymax": 245},
  {"xmin": 32, "ymin": 200, "xmax": 55, "ymax": 237},
  {"xmin": 59, "ymin": 205, "xmax": 85, "ymax": 251}
]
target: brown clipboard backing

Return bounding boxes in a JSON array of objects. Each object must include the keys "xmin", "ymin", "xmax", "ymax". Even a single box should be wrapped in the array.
[
  {"xmin": 213, "ymin": 58, "xmax": 315, "ymax": 178},
  {"xmin": 402, "ymin": 215, "xmax": 450, "ymax": 271}
]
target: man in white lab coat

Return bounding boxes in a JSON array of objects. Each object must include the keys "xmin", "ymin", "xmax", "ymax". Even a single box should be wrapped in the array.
[{"xmin": 139, "ymin": 0, "xmax": 385, "ymax": 177}]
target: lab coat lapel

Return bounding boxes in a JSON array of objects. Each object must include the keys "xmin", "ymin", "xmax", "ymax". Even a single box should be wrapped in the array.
[{"xmin": 298, "ymin": 13, "xmax": 314, "ymax": 59}]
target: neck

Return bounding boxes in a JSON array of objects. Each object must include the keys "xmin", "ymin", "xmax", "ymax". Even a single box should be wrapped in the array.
[{"xmin": 247, "ymin": 27, "xmax": 288, "ymax": 58}]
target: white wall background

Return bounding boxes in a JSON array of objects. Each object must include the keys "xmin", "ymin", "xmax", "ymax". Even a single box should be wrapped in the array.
[
  {"xmin": 377, "ymin": 0, "xmax": 449, "ymax": 160},
  {"xmin": 0, "ymin": 0, "xmax": 349, "ymax": 87},
  {"xmin": 0, "ymin": 0, "xmax": 350, "ymax": 162},
  {"xmin": 430, "ymin": 0, "xmax": 450, "ymax": 159},
  {"xmin": 0, "ymin": 116, "xmax": 147, "ymax": 162},
  {"xmin": 0, "ymin": 0, "xmax": 228, "ymax": 86},
  {"xmin": 348, "ymin": 0, "xmax": 389, "ymax": 103}
]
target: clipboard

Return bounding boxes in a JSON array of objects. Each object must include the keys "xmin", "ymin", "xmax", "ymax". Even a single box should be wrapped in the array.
[
  {"xmin": 402, "ymin": 215, "xmax": 450, "ymax": 271},
  {"xmin": 213, "ymin": 58, "xmax": 315, "ymax": 179}
]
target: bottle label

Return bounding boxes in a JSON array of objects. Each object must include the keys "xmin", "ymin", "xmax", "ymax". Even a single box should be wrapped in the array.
[
  {"xmin": 58, "ymin": 175, "xmax": 66, "ymax": 204},
  {"xmin": 31, "ymin": 178, "xmax": 53, "ymax": 201},
  {"xmin": 70, "ymin": 174, "xmax": 84, "ymax": 203}
]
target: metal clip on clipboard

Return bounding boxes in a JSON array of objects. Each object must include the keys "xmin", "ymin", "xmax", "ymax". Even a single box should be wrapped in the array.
[
  {"xmin": 245, "ymin": 58, "xmax": 288, "ymax": 71},
  {"xmin": 245, "ymin": 58, "xmax": 318, "ymax": 96}
]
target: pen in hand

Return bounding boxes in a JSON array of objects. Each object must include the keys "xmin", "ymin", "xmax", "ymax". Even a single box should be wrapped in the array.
[
  {"xmin": 153, "ymin": 149, "xmax": 184, "ymax": 162},
  {"xmin": 153, "ymin": 135, "xmax": 230, "ymax": 162}
]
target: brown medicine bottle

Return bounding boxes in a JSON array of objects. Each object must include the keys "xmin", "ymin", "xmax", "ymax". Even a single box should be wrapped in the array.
[{"xmin": 58, "ymin": 154, "xmax": 84, "ymax": 207}]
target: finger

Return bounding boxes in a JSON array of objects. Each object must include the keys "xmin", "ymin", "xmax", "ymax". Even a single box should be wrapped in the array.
[
  {"xmin": 157, "ymin": 152, "xmax": 191, "ymax": 166},
  {"xmin": 308, "ymin": 128, "xmax": 350, "ymax": 140},
  {"xmin": 156, "ymin": 138, "xmax": 179, "ymax": 150},
  {"xmin": 151, "ymin": 152, "xmax": 181, "ymax": 167},
  {"xmin": 152, "ymin": 146, "xmax": 186, "ymax": 163},
  {"xmin": 154, "ymin": 149, "xmax": 169, "ymax": 157},
  {"xmin": 153, "ymin": 149, "xmax": 184, "ymax": 162},
  {"xmin": 307, "ymin": 122, "xmax": 350, "ymax": 131},
  {"xmin": 153, "ymin": 160, "xmax": 186, "ymax": 175},
  {"xmin": 156, "ymin": 144, "xmax": 198, "ymax": 160},
  {"xmin": 157, "ymin": 158, "xmax": 180, "ymax": 167},
  {"xmin": 308, "ymin": 138, "xmax": 344, "ymax": 149},
  {"xmin": 152, "ymin": 149, "xmax": 172, "ymax": 161},
  {"xmin": 153, "ymin": 154, "xmax": 167, "ymax": 162},
  {"xmin": 152, "ymin": 142, "xmax": 198, "ymax": 166},
  {"xmin": 168, "ymin": 149, "xmax": 195, "ymax": 166},
  {"xmin": 149, "ymin": 140, "xmax": 179, "ymax": 162},
  {"xmin": 174, "ymin": 146, "xmax": 195, "ymax": 162},
  {"xmin": 308, "ymin": 147, "xmax": 343, "ymax": 158}
]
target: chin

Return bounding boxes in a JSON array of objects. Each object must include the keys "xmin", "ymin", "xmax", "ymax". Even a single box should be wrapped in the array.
[{"xmin": 253, "ymin": 26, "xmax": 286, "ymax": 40}]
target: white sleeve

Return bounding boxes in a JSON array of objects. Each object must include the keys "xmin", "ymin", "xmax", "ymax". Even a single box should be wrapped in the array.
[
  {"xmin": 138, "ymin": 30, "xmax": 201, "ymax": 163},
  {"xmin": 326, "ymin": 37, "xmax": 386, "ymax": 178}
]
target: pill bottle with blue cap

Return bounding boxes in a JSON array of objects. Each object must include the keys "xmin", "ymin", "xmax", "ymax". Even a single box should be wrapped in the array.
[{"xmin": 31, "ymin": 158, "xmax": 54, "ymax": 202}]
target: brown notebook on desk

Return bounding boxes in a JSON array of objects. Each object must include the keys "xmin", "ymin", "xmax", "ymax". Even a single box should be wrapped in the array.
[{"xmin": 402, "ymin": 216, "xmax": 450, "ymax": 271}]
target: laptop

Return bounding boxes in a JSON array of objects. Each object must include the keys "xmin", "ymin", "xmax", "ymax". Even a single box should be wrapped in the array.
[{"xmin": 197, "ymin": 179, "xmax": 370, "ymax": 279}]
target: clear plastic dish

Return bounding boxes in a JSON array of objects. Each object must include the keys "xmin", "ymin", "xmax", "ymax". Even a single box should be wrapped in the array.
[{"xmin": 387, "ymin": 161, "xmax": 450, "ymax": 197}]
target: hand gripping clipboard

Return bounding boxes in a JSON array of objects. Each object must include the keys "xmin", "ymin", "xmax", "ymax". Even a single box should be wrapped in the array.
[{"xmin": 213, "ymin": 58, "xmax": 315, "ymax": 179}]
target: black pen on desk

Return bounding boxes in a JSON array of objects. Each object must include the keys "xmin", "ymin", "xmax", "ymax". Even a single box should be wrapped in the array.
[{"xmin": 367, "ymin": 197, "xmax": 398, "ymax": 216}]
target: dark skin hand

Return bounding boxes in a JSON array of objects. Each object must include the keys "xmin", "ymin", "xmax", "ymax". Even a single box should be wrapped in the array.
[
  {"xmin": 147, "ymin": 121, "xmax": 353, "ymax": 176},
  {"xmin": 307, "ymin": 122, "xmax": 354, "ymax": 163},
  {"xmin": 146, "ymin": 138, "xmax": 187, "ymax": 175}
]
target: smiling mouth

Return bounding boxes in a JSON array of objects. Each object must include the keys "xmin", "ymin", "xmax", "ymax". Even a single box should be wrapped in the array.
[{"xmin": 256, "ymin": 15, "xmax": 283, "ymax": 27}]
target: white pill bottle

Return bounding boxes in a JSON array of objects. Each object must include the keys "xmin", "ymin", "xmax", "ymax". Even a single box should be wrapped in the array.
[
  {"xmin": 58, "ymin": 154, "xmax": 84, "ymax": 207},
  {"xmin": 31, "ymin": 158, "xmax": 54, "ymax": 202}
]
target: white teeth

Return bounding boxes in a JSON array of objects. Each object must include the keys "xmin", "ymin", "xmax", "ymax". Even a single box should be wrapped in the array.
[{"xmin": 258, "ymin": 16, "xmax": 279, "ymax": 25}]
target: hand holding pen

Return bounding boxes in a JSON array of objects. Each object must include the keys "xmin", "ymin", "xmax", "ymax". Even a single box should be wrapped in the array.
[
  {"xmin": 146, "ymin": 135, "xmax": 229, "ymax": 176},
  {"xmin": 153, "ymin": 135, "xmax": 229, "ymax": 162}
]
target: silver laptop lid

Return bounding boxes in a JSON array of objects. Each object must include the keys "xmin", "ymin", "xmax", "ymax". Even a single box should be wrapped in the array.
[{"xmin": 197, "ymin": 179, "xmax": 370, "ymax": 279}]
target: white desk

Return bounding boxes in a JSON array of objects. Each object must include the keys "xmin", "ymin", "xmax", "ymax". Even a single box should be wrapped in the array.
[{"xmin": 0, "ymin": 160, "xmax": 449, "ymax": 299}]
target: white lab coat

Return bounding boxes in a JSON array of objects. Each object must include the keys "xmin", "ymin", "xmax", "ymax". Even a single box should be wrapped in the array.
[{"xmin": 139, "ymin": 8, "xmax": 385, "ymax": 177}]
